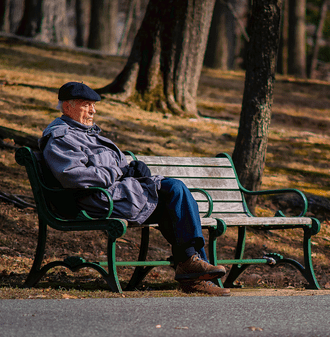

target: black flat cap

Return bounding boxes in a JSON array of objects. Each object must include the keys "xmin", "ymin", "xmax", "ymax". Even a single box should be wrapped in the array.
[{"xmin": 58, "ymin": 82, "xmax": 101, "ymax": 101}]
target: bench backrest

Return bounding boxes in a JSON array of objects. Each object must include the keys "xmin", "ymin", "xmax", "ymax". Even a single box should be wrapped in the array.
[
  {"xmin": 133, "ymin": 154, "xmax": 249, "ymax": 218},
  {"xmin": 15, "ymin": 147, "xmax": 80, "ymax": 218},
  {"xmin": 16, "ymin": 147, "xmax": 249, "ymax": 220}
]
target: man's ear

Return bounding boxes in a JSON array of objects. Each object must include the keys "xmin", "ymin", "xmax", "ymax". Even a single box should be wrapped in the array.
[
  {"xmin": 62, "ymin": 101, "xmax": 71, "ymax": 112},
  {"xmin": 62, "ymin": 101, "xmax": 74, "ymax": 117}
]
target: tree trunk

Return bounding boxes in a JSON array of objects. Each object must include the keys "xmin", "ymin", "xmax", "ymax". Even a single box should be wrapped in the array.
[
  {"xmin": 232, "ymin": 0, "xmax": 283, "ymax": 214},
  {"xmin": 0, "ymin": 0, "xmax": 10, "ymax": 33},
  {"xmin": 288, "ymin": 0, "xmax": 306, "ymax": 78},
  {"xmin": 75, "ymin": 0, "xmax": 91, "ymax": 47},
  {"xmin": 97, "ymin": 0, "xmax": 216, "ymax": 116},
  {"xmin": 88, "ymin": 0, "xmax": 118, "ymax": 54},
  {"xmin": 16, "ymin": 0, "xmax": 43, "ymax": 37},
  {"xmin": 204, "ymin": 0, "xmax": 229, "ymax": 70},
  {"xmin": 308, "ymin": 0, "xmax": 328, "ymax": 79},
  {"xmin": 16, "ymin": 0, "xmax": 72, "ymax": 45},
  {"xmin": 38, "ymin": 0, "xmax": 72, "ymax": 45},
  {"xmin": 277, "ymin": 0, "xmax": 289, "ymax": 75}
]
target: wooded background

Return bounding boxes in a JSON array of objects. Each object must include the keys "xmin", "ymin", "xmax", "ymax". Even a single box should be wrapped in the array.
[{"xmin": 1, "ymin": 0, "xmax": 329, "ymax": 80}]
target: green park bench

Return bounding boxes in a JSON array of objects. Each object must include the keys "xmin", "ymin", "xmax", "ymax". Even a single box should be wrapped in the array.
[{"xmin": 15, "ymin": 146, "xmax": 321, "ymax": 293}]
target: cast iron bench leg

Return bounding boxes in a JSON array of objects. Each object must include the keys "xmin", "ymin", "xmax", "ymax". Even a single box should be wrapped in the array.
[
  {"xmin": 302, "ymin": 224, "xmax": 321, "ymax": 289},
  {"xmin": 223, "ymin": 226, "xmax": 248, "ymax": 288},
  {"xmin": 105, "ymin": 235, "xmax": 123, "ymax": 293},
  {"xmin": 125, "ymin": 227, "xmax": 153, "ymax": 290},
  {"xmin": 23, "ymin": 219, "xmax": 48, "ymax": 288},
  {"xmin": 271, "ymin": 225, "xmax": 321, "ymax": 289}
]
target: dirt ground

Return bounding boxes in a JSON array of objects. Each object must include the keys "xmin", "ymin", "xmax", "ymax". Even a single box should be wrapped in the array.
[{"xmin": 0, "ymin": 36, "xmax": 330, "ymax": 298}]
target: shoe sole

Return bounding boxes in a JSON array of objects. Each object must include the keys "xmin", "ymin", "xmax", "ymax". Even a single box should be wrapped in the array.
[{"xmin": 175, "ymin": 269, "xmax": 226, "ymax": 281}]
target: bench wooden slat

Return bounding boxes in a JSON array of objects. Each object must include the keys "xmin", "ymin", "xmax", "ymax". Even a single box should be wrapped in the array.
[
  {"xmin": 220, "ymin": 216, "xmax": 313, "ymax": 226},
  {"xmin": 191, "ymin": 190, "xmax": 243, "ymax": 201},
  {"xmin": 136, "ymin": 156, "xmax": 232, "ymax": 167},
  {"xmin": 197, "ymin": 201, "xmax": 246, "ymax": 213},
  {"xmin": 174, "ymin": 178, "xmax": 240, "ymax": 189},
  {"xmin": 149, "ymin": 166, "xmax": 236, "ymax": 178}
]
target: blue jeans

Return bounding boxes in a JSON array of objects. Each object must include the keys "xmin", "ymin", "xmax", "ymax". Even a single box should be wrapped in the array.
[{"xmin": 146, "ymin": 178, "xmax": 208, "ymax": 263}]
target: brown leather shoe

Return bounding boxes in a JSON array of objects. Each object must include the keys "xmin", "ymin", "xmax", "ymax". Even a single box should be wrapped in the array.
[
  {"xmin": 180, "ymin": 280, "xmax": 231, "ymax": 296},
  {"xmin": 175, "ymin": 253, "xmax": 226, "ymax": 281}
]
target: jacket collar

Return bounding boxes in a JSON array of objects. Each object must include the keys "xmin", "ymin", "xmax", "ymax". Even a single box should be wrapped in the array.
[{"xmin": 61, "ymin": 115, "xmax": 101, "ymax": 135}]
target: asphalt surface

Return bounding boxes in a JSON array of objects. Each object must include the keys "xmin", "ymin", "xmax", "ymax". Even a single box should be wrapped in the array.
[{"xmin": 1, "ymin": 294, "xmax": 330, "ymax": 337}]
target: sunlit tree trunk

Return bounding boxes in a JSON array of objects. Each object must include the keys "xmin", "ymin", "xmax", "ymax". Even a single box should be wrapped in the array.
[
  {"xmin": 97, "ymin": 0, "xmax": 216, "ymax": 116},
  {"xmin": 232, "ymin": 0, "xmax": 283, "ymax": 214}
]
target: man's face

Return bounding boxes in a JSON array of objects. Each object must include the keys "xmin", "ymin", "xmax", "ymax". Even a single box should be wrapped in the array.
[{"xmin": 63, "ymin": 99, "xmax": 96, "ymax": 126}]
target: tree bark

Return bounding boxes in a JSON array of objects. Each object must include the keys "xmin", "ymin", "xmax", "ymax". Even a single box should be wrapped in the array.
[
  {"xmin": 232, "ymin": 0, "xmax": 283, "ymax": 214},
  {"xmin": 16, "ymin": 0, "xmax": 72, "ymax": 46},
  {"xmin": 204, "ymin": 0, "xmax": 229, "ymax": 70},
  {"xmin": 88, "ymin": 0, "xmax": 118, "ymax": 54},
  {"xmin": 288, "ymin": 0, "xmax": 307, "ymax": 78},
  {"xmin": 277, "ymin": 0, "xmax": 289, "ymax": 75},
  {"xmin": 0, "ymin": 0, "xmax": 10, "ymax": 33},
  {"xmin": 75, "ymin": 0, "xmax": 91, "ymax": 48},
  {"xmin": 38, "ymin": 0, "xmax": 72, "ymax": 45},
  {"xmin": 308, "ymin": 0, "xmax": 328, "ymax": 79},
  {"xmin": 97, "ymin": 0, "xmax": 216, "ymax": 116},
  {"xmin": 16, "ymin": 0, "xmax": 43, "ymax": 37}
]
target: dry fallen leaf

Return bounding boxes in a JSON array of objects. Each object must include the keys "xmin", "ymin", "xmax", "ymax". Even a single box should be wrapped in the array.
[
  {"xmin": 62, "ymin": 294, "xmax": 78, "ymax": 299},
  {"xmin": 247, "ymin": 326, "xmax": 263, "ymax": 331}
]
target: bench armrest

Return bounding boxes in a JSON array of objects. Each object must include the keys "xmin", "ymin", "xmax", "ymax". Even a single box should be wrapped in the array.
[
  {"xmin": 241, "ymin": 187, "xmax": 308, "ymax": 217},
  {"xmin": 42, "ymin": 185, "xmax": 115, "ymax": 221},
  {"xmin": 72, "ymin": 187, "xmax": 114, "ymax": 220},
  {"xmin": 217, "ymin": 152, "xmax": 308, "ymax": 217},
  {"xmin": 189, "ymin": 188, "xmax": 213, "ymax": 218}
]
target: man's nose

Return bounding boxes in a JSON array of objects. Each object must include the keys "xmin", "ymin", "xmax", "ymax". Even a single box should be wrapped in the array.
[{"xmin": 89, "ymin": 104, "xmax": 96, "ymax": 113}]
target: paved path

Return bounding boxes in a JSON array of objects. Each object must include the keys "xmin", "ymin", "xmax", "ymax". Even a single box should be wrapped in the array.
[{"xmin": 1, "ymin": 294, "xmax": 330, "ymax": 336}]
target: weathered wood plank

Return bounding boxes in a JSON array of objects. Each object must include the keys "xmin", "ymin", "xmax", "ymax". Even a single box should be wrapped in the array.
[
  {"xmin": 134, "ymin": 156, "xmax": 232, "ymax": 167},
  {"xmin": 149, "ymin": 166, "xmax": 236, "ymax": 178},
  {"xmin": 191, "ymin": 190, "xmax": 243, "ymax": 201},
  {"xmin": 219, "ymin": 216, "xmax": 313, "ymax": 226},
  {"xmin": 176, "ymin": 178, "xmax": 240, "ymax": 190},
  {"xmin": 197, "ymin": 202, "xmax": 246, "ymax": 213}
]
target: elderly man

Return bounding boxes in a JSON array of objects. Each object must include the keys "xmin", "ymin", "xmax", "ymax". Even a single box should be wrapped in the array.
[{"xmin": 39, "ymin": 81, "xmax": 230, "ymax": 296}]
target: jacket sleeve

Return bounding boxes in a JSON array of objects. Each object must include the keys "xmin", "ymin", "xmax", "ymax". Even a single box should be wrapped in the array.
[{"xmin": 43, "ymin": 135, "xmax": 123, "ymax": 189}]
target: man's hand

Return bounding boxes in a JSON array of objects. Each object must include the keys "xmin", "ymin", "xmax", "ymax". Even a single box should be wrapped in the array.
[
  {"xmin": 120, "ymin": 165, "xmax": 135, "ymax": 180},
  {"xmin": 130, "ymin": 160, "xmax": 151, "ymax": 178}
]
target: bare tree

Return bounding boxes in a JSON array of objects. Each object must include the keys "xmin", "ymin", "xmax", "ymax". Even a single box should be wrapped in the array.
[
  {"xmin": 88, "ymin": 0, "xmax": 118, "ymax": 54},
  {"xmin": 204, "ymin": 0, "xmax": 230, "ymax": 70},
  {"xmin": 0, "ymin": 0, "xmax": 10, "ymax": 32},
  {"xmin": 288, "ymin": 0, "xmax": 307, "ymax": 78},
  {"xmin": 204, "ymin": 0, "xmax": 249, "ymax": 70},
  {"xmin": 308, "ymin": 0, "xmax": 329, "ymax": 79},
  {"xmin": 75, "ymin": 0, "xmax": 91, "ymax": 48},
  {"xmin": 97, "ymin": 0, "xmax": 216, "ymax": 117},
  {"xmin": 277, "ymin": 0, "xmax": 289, "ymax": 75},
  {"xmin": 16, "ymin": 0, "xmax": 72, "ymax": 46},
  {"xmin": 16, "ymin": 0, "xmax": 42, "ymax": 37},
  {"xmin": 232, "ymin": 0, "xmax": 283, "ymax": 214}
]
